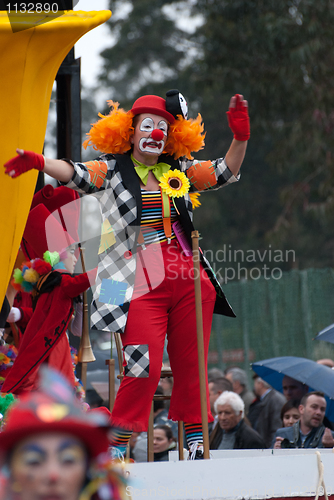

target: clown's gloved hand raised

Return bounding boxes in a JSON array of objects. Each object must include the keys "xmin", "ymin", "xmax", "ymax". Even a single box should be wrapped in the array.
[
  {"xmin": 4, "ymin": 149, "xmax": 45, "ymax": 178},
  {"xmin": 226, "ymin": 94, "xmax": 250, "ymax": 141}
]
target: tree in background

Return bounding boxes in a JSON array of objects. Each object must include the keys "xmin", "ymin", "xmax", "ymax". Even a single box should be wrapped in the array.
[
  {"xmin": 99, "ymin": 0, "xmax": 198, "ymax": 107},
  {"xmin": 191, "ymin": 0, "xmax": 334, "ymax": 270},
  {"xmin": 94, "ymin": 0, "xmax": 334, "ymax": 277}
]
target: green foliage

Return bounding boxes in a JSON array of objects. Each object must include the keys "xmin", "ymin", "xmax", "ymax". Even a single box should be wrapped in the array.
[
  {"xmin": 191, "ymin": 0, "xmax": 334, "ymax": 268},
  {"xmin": 96, "ymin": 0, "xmax": 334, "ymax": 274},
  {"xmin": 100, "ymin": 0, "xmax": 195, "ymax": 104}
]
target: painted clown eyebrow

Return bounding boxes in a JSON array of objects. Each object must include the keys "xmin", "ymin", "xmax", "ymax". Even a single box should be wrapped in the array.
[
  {"xmin": 57, "ymin": 439, "xmax": 84, "ymax": 453},
  {"xmin": 140, "ymin": 117, "xmax": 154, "ymax": 130},
  {"xmin": 21, "ymin": 444, "xmax": 46, "ymax": 456}
]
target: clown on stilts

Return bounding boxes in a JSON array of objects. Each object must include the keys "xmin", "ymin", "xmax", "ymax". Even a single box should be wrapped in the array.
[{"xmin": 4, "ymin": 90, "xmax": 250, "ymax": 458}]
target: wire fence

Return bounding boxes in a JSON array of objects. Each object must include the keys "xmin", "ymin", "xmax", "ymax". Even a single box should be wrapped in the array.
[{"xmin": 209, "ymin": 268, "xmax": 334, "ymax": 385}]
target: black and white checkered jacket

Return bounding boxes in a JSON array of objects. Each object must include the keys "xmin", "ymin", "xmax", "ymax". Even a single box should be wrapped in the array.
[{"xmin": 64, "ymin": 152, "xmax": 239, "ymax": 333}]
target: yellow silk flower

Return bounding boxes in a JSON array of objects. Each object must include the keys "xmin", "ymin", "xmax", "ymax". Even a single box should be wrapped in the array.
[
  {"xmin": 189, "ymin": 192, "xmax": 201, "ymax": 209},
  {"xmin": 159, "ymin": 170, "xmax": 190, "ymax": 198}
]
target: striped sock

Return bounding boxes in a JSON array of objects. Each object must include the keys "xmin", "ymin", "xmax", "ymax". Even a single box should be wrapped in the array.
[
  {"xmin": 184, "ymin": 422, "xmax": 203, "ymax": 450},
  {"xmin": 109, "ymin": 427, "xmax": 133, "ymax": 457}
]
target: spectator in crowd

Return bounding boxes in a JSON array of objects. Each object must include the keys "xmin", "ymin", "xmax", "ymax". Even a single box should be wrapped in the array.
[
  {"xmin": 282, "ymin": 374, "xmax": 334, "ymax": 430},
  {"xmin": 209, "ymin": 377, "xmax": 233, "ymax": 415},
  {"xmin": 248, "ymin": 375, "xmax": 286, "ymax": 448},
  {"xmin": 208, "ymin": 367, "xmax": 225, "ymax": 382},
  {"xmin": 208, "ymin": 377, "xmax": 233, "ymax": 432},
  {"xmin": 132, "ymin": 385, "xmax": 177, "ymax": 461},
  {"xmin": 280, "ymin": 399, "xmax": 301, "ymax": 427},
  {"xmin": 273, "ymin": 391, "xmax": 334, "ymax": 448},
  {"xmin": 317, "ymin": 359, "xmax": 334, "ymax": 368},
  {"xmin": 225, "ymin": 367, "xmax": 255, "ymax": 415},
  {"xmin": 153, "ymin": 424, "xmax": 177, "ymax": 462},
  {"xmin": 282, "ymin": 375, "xmax": 308, "ymax": 402},
  {"xmin": 210, "ymin": 391, "xmax": 265, "ymax": 450}
]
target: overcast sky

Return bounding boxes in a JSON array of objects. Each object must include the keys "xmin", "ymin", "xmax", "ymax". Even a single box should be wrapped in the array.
[
  {"xmin": 73, "ymin": 0, "xmax": 112, "ymax": 88},
  {"xmin": 73, "ymin": 1, "xmax": 203, "ymax": 89}
]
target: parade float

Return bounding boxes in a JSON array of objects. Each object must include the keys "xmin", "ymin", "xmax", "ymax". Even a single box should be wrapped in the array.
[{"xmin": 1, "ymin": 6, "xmax": 334, "ymax": 500}]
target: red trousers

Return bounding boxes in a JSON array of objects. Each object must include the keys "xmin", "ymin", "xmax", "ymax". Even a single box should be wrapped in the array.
[{"xmin": 111, "ymin": 239, "xmax": 216, "ymax": 432}]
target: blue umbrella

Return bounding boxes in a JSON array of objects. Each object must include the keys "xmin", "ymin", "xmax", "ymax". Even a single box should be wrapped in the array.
[
  {"xmin": 314, "ymin": 323, "xmax": 334, "ymax": 344},
  {"xmin": 252, "ymin": 356, "xmax": 334, "ymax": 420}
]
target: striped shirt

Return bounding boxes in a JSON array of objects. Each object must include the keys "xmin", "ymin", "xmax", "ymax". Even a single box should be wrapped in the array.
[{"xmin": 140, "ymin": 190, "xmax": 178, "ymax": 244}]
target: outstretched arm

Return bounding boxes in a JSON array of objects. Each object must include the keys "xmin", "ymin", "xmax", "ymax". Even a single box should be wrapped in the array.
[
  {"xmin": 4, "ymin": 148, "xmax": 74, "ymax": 183},
  {"xmin": 225, "ymin": 94, "xmax": 249, "ymax": 176}
]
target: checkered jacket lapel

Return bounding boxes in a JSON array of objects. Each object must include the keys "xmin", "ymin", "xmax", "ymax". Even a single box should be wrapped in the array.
[
  {"xmin": 66, "ymin": 152, "xmax": 235, "ymax": 333},
  {"xmin": 89, "ymin": 153, "xmax": 143, "ymax": 333}
]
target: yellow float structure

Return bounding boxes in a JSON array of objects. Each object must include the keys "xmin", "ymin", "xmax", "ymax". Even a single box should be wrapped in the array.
[{"xmin": 0, "ymin": 9, "xmax": 111, "ymax": 306}]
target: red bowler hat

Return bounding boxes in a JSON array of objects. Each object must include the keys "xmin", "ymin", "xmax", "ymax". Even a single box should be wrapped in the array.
[
  {"xmin": 22, "ymin": 186, "xmax": 80, "ymax": 260},
  {"xmin": 22, "ymin": 204, "xmax": 76, "ymax": 259},
  {"xmin": 131, "ymin": 95, "xmax": 175, "ymax": 123}
]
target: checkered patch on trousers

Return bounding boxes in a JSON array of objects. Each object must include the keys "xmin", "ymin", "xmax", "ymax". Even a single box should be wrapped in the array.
[{"xmin": 123, "ymin": 344, "xmax": 149, "ymax": 378}]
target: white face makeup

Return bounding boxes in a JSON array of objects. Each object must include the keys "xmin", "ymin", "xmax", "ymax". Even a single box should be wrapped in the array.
[
  {"xmin": 139, "ymin": 117, "xmax": 168, "ymax": 135},
  {"xmin": 10, "ymin": 433, "xmax": 87, "ymax": 500},
  {"xmin": 131, "ymin": 113, "xmax": 169, "ymax": 164},
  {"xmin": 63, "ymin": 247, "xmax": 77, "ymax": 274},
  {"xmin": 138, "ymin": 117, "xmax": 167, "ymax": 156}
]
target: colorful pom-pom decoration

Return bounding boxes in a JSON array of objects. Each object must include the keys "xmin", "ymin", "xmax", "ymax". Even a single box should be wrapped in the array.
[
  {"xmin": 0, "ymin": 392, "xmax": 16, "ymax": 429},
  {"xmin": 23, "ymin": 267, "xmax": 39, "ymax": 284},
  {"xmin": 33, "ymin": 259, "xmax": 52, "ymax": 275},
  {"xmin": 0, "ymin": 344, "xmax": 18, "ymax": 395},
  {"xmin": 43, "ymin": 250, "xmax": 60, "ymax": 267},
  {"xmin": 12, "ymin": 254, "xmax": 54, "ymax": 294},
  {"xmin": 13, "ymin": 268, "xmax": 24, "ymax": 284},
  {"xmin": 21, "ymin": 281, "xmax": 34, "ymax": 293}
]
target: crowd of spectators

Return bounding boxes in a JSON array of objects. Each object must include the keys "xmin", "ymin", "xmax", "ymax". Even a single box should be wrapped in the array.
[{"xmin": 129, "ymin": 361, "xmax": 334, "ymax": 461}]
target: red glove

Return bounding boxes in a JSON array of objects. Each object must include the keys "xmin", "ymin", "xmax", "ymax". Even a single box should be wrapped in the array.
[
  {"xmin": 226, "ymin": 94, "xmax": 250, "ymax": 141},
  {"xmin": 4, "ymin": 150, "xmax": 45, "ymax": 178}
]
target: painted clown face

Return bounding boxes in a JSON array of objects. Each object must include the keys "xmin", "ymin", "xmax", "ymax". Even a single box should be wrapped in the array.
[
  {"xmin": 62, "ymin": 247, "xmax": 77, "ymax": 274},
  {"xmin": 131, "ymin": 113, "xmax": 168, "ymax": 165},
  {"xmin": 10, "ymin": 433, "xmax": 87, "ymax": 500}
]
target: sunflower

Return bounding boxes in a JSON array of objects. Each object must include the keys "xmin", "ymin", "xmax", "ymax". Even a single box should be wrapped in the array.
[
  {"xmin": 189, "ymin": 192, "xmax": 201, "ymax": 209},
  {"xmin": 159, "ymin": 169, "xmax": 190, "ymax": 198}
]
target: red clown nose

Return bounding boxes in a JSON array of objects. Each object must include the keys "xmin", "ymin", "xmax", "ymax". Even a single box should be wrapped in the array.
[{"xmin": 151, "ymin": 129, "xmax": 164, "ymax": 141}]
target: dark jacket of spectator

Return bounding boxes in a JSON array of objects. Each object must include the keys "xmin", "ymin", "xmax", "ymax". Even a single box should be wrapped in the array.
[
  {"xmin": 249, "ymin": 389, "xmax": 286, "ymax": 448},
  {"xmin": 272, "ymin": 421, "xmax": 334, "ymax": 449},
  {"xmin": 210, "ymin": 419, "xmax": 265, "ymax": 450}
]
